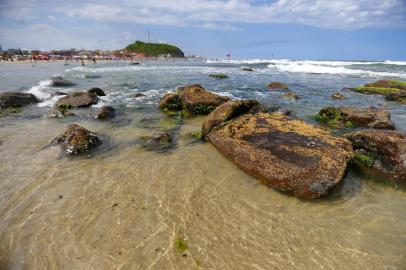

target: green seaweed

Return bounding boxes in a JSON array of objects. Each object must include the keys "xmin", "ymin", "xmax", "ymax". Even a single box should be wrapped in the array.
[
  {"xmin": 0, "ymin": 107, "xmax": 22, "ymax": 117},
  {"xmin": 351, "ymin": 86, "xmax": 400, "ymax": 95},
  {"xmin": 190, "ymin": 131, "xmax": 202, "ymax": 139},
  {"xmin": 315, "ymin": 108, "xmax": 356, "ymax": 128},
  {"xmin": 57, "ymin": 103, "xmax": 72, "ymax": 109},
  {"xmin": 175, "ymin": 236, "xmax": 188, "ymax": 253},
  {"xmin": 191, "ymin": 104, "xmax": 215, "ymax": 115},
  {"xmin": 354, "ymin": 152, "xmax": 374, "ymax": 167},
  {"xmin": 209, "ymin": 73, "xmax": 229, "ymax": 79}
]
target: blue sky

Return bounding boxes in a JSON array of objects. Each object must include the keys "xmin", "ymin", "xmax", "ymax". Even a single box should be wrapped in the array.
[{"xmin": 0, "ymin": 0, "xmax": 405, "ymax": 60}]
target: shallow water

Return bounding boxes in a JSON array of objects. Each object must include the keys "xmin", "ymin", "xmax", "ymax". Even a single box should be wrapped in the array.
[{"xmin": 0, "ymin": 60, "xmax": 406, "ymax": 270}]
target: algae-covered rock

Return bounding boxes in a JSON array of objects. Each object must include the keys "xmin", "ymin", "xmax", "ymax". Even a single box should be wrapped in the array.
[
  {"xmin": 139, "ymin": 132, "xmax": 173, "ymax": 151},
  {"xmin": 316, "ymin": 107, "xmax": 394, "ymax": 129},
  {"xmin": 51, "ymin": 124, "xmax": 101, "ymax": 155},
  {"xmin": 282, "ymin": 92, "xmax": 299, "ymax": 100},
  {"xmin": 331, "ymin": 92, "xmax": 346, "ymax": 100},
  {"xmin": 267, "ymin": 82, "xmax": 289, "ymax": 90},
  {"xmin": 95, "ymin": 106, "xmax": 115, "ymax": 119},
  {"xmin": 204, "ymin": 103, "xmax": 353, "ymax": 199},
  {"xmin": 0, "ymin": 92, "xmax": 38, "ymax": 109},
  {"xmin": 178, "ymin": 84, "xmax": 230, "ymax": 115},
  {"xmin": 159, "ymin": 84, "xmax": 229, "ymax": 115},
  {"xmin": 202, "ymin": 99, "xmax": 261, "ymax": 137},
  {"xmin": 209, "ymin": 73, "xmax": 229, "ymax": 79},
  {"xmin": 345, "ymin": 130, "xmax": 406, "ymax": 183},
  {"xmin": 350, "ymin": 80, "xmax": 406, "ymax": 103},
  {"xmin": 55, "ymin": 92, "xmax": 99, "ymax": 108},
  {"xmin": 88, "ymin": 87, "xmax": 106, "ymax": 96},
  {"xmin": 159, "ymin": 93, "xmax": 182, "ymax": 111},
  {"xmin": 51, "ymin": 76, "xmax": 75, "ymax": 87}
]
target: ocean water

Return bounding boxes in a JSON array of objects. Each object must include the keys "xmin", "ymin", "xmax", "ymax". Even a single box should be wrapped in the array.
[{"xmin": 0, "ymin": 59, "xmax": 405, "ymax": 269}]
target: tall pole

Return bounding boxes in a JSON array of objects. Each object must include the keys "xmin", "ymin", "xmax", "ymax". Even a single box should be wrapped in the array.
[{"xmin": 147, "ymin": 30, "xmax": 150, "ymax": 43}]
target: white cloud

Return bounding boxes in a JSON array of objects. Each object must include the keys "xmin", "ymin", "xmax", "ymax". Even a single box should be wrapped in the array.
[{"xmin": 52, "ymin": 0, "xmax": 406, "ymax": 30}]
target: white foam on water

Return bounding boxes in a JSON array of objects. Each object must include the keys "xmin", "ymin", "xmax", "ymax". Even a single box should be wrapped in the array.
[
  {"xmin": 27, "ymin": 80, "xmax": 52, "ymax": 100},
  {"xmin": 266, "ymin": 60, "xmax": 406, "ymax": 78}
]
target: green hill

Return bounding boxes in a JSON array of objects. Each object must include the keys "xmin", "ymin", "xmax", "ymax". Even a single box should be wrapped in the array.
[{"xmin": 125, "ymin": 41, "xmax": 184, "ymax": 57}]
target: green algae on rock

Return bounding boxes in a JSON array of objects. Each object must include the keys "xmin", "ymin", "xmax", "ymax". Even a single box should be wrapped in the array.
[
  {"xmin": 350, "ymin": 80, "xmax": 406, "ymax": 103},
  {"xmin": 0, "ymin": 92, "xmax": 38, "ymax": 109},
  {"xmin": 203, "ymin": 100, "xmax": 354, "ymax": 199},
  {"xmin": 267, "ymin": 82, "xmax": 289, "ymax": 90},
  {"xmin": 316, "ymin": 107, "xmax": 394, "ymax": 130},
  {"xmin": 345, "ymin": 130, "xmax": 406, "ymax": 184},
  {"xmin": 158, "ymin": 84, "xmax": 229, "ymax": 116},
  {"xmin": 209, "ymin": 73, "xmax": 229, "ymax": 79}
]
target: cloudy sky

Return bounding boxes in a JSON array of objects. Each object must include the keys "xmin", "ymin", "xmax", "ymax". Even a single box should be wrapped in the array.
[{"xmin": 0, "ymin": 0, "xmax": 405, "ymax": 60}]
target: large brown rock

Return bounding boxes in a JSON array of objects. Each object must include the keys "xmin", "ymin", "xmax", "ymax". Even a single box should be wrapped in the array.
[
  {"xmin": 316, "ymin": 107, "xmax": 394, "ymax": 129},
  {"xmin": 178, "ymin": 84, "xmax": 230, "ymax": 115},
  {"xmin": 55, "ymin": 92, "xmax": 98, "ymax": 108},
  {"xmin": 51, "ymin": 124, "xmax": 101, "ymax": 155},
  {"xmin": 0, "ymin": 92, "xmax": 38, "ymax": 109},
  {"xmin": 345, "ymin": 130, "xmax": 406, "ymax": 183},
  {"xmin": 202, "ymin": 99, "xmax": 261, "ymax": 137},
  {"xmin": 204, "ymin": 102, "xmax": 353, "ymax": 199}
]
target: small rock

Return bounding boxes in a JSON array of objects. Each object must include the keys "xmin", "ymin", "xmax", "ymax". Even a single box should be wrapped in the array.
[
  {"xmin": 51, "ymin": 124, "xmax": 101, "ymax": 155},
  {"xmin": 159, "ymin": 93, "xmax": 182, "ymax": 111},
  {"xmin": 139, "ymin": 132, "xmax": 172, "ymax": 151},
  {"xmin": 208, "ymin": 73, "xmax": 228, "ymax": 79},
  {"xmin": 331, "ymin": 92, "xmax": 346, "ymax": 100},
  {"xmin": 268, "ymin": 82, "xmax": 289, "ymax": 90},
  {"xmin": 47, "ymin": 108, "xmax": 75, "ymax": 118},
  {"xmin": 88, "ymin": 87, "xmax": 106, "ymax": 96},
  {"xmin": 51, "ymin": 76, "xmax": 75, "ymax": 87},
  {"xmin": 282, "ymin": 92, "xmax": 299, "ymax": 100},
  {"xmin": 134, "ymin": 93, "xmax": 146, "ymax": 98},
  {"xmin": 241, "ymin": 67, "xmax": 254, "ymax": 71},
  {"xmin": 95, "ymin": 106, "xmax": 115, "ymax": 119}
]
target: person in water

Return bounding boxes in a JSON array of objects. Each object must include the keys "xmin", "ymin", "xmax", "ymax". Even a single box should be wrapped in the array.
[{"xmin": 81, "ymin": 58, "xmax": 85, "ymax": 66}]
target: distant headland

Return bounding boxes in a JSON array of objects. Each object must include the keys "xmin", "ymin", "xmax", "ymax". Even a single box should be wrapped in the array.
[{"xmin": 125, "ymin": 41, "xmax": 184, "ymax": 58}]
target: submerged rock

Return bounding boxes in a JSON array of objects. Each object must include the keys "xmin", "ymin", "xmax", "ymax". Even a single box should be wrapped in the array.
[
  {"xmin": 51, "ymin": 124, "xmax": 101, "ymax": 155},
  {"xmin": 241, "ymin": 67, "xmax": 254, "ymax": 71},
  {"xmin": 208, "ymin": 73, "xmax": 228, "ymax": 79},
  {"xmin": 331, "ymin": 92, "xmax": 346, "ymax": 100},
  {"xmin": 0, "ymin": 92, "xmax": 38, "ymax": 109},
  {"xmin": 51, "ymin": 76, "xmax": 75, "ymax": 87},
  {"xmin": 95, "ymin": 106, "xmax": 115, "ymax": 119},
  {"xmin": 139, "ymin": 132, "xmax": 172, "ymax": 151},
  {"xmin": 203, "ymin": 100, "xmax": 353, "ymax": 199},
  {"xmin": 55, "ymin": 92, "xmax": 98, "ymax": 108},
  {"xmin": 316, "ymin": 107, "xmax": 394, "ymax": 129},
  {"xmin": 350, "ymin": 80, "xmax": 406, "ymax": 103},
  {"xmin": 134, "ymin": 93, "xmax": 146, "ymax": 98},
  {"xmin": 47, "ymin": 108, "xmax": 75, "ymax": 118},
  {"xmin": 159, "ymin": 84, "xmax": 229, "ymax": 115},
  {"xmin": 282, "ymin": 92, "xmax": 299, "ymax": 100},
  {"xmin": 345, "ymin": 130, "xmax": 406, "ymax": 183},
  {"xmin": 88, "ymin": 87, "xmax": 106, "ymax": 96},
  {"xmin": 84, "ymin": 74, "xmax": 101, "ymax": 79},
  {"xmin": 267, "ymin": 82, "xmax": 289, "ymax": 90}
]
